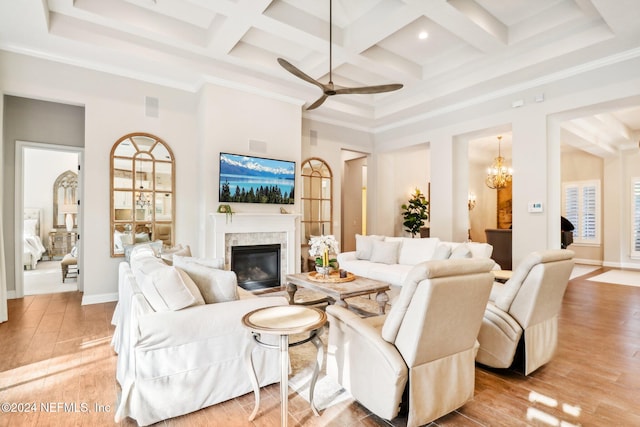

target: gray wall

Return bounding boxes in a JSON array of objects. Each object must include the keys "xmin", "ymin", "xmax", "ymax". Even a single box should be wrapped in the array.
[{"xmin": 2, "ymin": 95, "xmax": 84, "ymax": 292}]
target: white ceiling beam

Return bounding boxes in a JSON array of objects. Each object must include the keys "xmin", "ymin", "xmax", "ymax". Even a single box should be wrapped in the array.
[
  {"xmin": 410, "ymin": 0, "xmax": 506, "ymax": 53},
  {"xmin": 588, "ymin": 0, "xmax": 640, "ymax": 35},
  {"xmin": 594, "ymin": 113, "xmax": 633, "ymax": 141},
  {"xmin": 561, "ymin": 123, "xmax": 618, "ymax": 157}
]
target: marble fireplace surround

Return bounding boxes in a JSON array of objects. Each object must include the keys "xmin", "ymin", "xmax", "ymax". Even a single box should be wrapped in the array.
[{"xmin": 208, "ymin": 213, "xmax": 301, "ymax": 285}]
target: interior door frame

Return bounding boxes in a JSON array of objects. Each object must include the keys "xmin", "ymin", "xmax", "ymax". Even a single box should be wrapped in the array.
[{"xmin": 14, "ymin": 140, "xmax": 85, "ymax": 298}]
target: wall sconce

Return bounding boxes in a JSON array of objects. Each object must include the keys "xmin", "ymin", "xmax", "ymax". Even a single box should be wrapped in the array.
[{"xmin": 468, "ymin": 192, "xmax": 477, "ymax": 211}]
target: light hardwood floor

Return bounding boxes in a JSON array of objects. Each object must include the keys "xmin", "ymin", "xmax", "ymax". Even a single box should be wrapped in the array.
[{"xmin": 0, "ymin": 267, "xmax": 639, "ymax": 426}]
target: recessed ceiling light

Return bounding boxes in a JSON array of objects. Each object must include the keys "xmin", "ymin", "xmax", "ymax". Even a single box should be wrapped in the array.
[{"xmin": 418, "ymin": 31, "xmax": 429, "ymax": 40}]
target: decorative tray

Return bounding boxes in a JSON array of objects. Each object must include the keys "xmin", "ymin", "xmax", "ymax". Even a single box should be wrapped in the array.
[{"xmin": 307, "ymin": 271, "xmax": 356, "ymax": 283}]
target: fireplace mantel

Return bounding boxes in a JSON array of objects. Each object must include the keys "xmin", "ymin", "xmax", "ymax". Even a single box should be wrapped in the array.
[{"xmin": 208, "ymin": 212, "xmax": 301, "ymax": 277}]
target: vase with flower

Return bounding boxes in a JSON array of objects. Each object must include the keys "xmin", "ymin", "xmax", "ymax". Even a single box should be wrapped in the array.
[{"xmin": 308, "ymin": 235, "xmax": 339, "ymax": 277}]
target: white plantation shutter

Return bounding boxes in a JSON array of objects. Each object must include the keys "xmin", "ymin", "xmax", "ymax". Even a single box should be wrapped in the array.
[
  {"xmin": 581, "ymin": 184, "xmax": 597, "ymax": 240},
  {"xmin": 562, "ymin": 180, "xmax": 600, "ymax": 245},
  {"xmin": 633, "ymin": 178, "xmax": 640, "ymax": 255},
  {"xmin": 564, "ymin": 185, "xmax": 579, "ymax": 239}
]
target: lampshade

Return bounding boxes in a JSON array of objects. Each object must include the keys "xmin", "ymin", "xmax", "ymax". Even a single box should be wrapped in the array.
[{"xmin": 61, "ymin": 203, "xmax": 78, "ymax": 214}]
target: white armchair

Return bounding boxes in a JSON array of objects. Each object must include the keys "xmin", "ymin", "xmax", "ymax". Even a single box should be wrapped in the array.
[
  {"xmin": 326, "ymin": 258, "xmax": 495, "ymax": 427},
  {"xmin": 476, "ymin": 249, "xmax": 574, "ymax": 375}
]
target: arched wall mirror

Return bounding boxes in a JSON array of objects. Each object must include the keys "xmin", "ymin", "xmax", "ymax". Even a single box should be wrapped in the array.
[
  {"xmin": 110, "ymin": 133, "xmax": 175, "ymax": 257},
  {"xmin": 53, "ymin": 170, "xmax": 78, "ymax": 229},
  {"xmin": 301, "ymin": 158, "xmax": 333, "ymax": 240}
]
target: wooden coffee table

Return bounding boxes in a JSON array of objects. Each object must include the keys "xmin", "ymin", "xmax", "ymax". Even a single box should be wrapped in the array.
[{"xmin": 286, "ymin": 273, "xmax": 390, "ymax": 315}]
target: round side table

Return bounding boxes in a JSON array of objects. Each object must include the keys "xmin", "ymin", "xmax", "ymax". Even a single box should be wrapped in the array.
[{"xmin": 242, "ymin": 305, "xmax": 327, "ymax": 426}]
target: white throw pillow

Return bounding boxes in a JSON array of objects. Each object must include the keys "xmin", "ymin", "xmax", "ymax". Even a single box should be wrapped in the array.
[
  {"xmin": 355, "ymin": 234, "xmax": 385, "ymax": 260},
  {"xmin": 396, "ymin": 237, "xmax": 440, "ymax": 265},
  {"xmin": 369, "ymin": 240, "xmax": 401, "ymax": 265},
  {"xmin": 450, "ymin": 244, "xmax": 472, "ymax": 259},
  {"xmin": 431, "ymin": 243, "xmax": 452, "ymax": 260},
  {"xmin": 177, "ymin": 262, "xmax": 239, "ymax": 303},
  {"xmin": 139, "ymin": 266, "xmax": 205, "ymax": 311},
  {"xmin": 173, "ymin": 255, "xmax": 225, "ymax": 270}
]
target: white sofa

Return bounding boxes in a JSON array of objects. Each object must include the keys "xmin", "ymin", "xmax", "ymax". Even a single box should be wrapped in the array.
[
  {"xmin": 111, "ymin": 245, "xmax": 288, "ymax": 426},
  {"xmin": 336, "ymin": 235, "xmax": 497, "ymax": 287}
]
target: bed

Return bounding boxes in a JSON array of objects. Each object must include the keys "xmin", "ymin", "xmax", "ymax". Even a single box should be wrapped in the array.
[{"xmin": 23, "ymin": 208, "xmax": 46, "ymax": 270}]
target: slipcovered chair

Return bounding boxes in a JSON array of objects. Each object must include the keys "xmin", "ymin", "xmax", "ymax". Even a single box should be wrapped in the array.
[
  {"xmin": 326, "ymin": 258, "xmax": 495, "ymax": 427},
  {"xmin": 476, "ymin": 249, "xmax": 574, "ymax": 375}
]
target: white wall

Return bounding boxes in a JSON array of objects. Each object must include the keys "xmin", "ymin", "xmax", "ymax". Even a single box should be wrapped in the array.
[
  {"xmin": 301, "ymin": 119, "xmax": 373, "ymax": 249},
  {"xmin": 371, "ymin": 57, "xmax": 640, "ymax": 269},
  {"xmin": 2, "ymin": 51, "xmax": 199, "ymax": 303},
  {"xmin": 373, "ymin": 144, "xmax": 430, "ymax": 237},
  {"xmin": 24, "ymin": 148, "xmax": 78, "ymax": 239},
  {"xmin": 198, "ymin": 83, "xmax": 303, "ymax": 259}
]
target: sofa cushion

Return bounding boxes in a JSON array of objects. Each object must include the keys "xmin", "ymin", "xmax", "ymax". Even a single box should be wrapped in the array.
[
  {"xmin": 139, "ymin": 266, "xmax": 205, "ymax": 311},
  {"xmin": 393, "ymin": 237, "xmax": 440, "ymax": 265},
  {"xmin": 370, "ymin": 240, "xmax": 401, "ymax": 264},
  {"xmin": 355, "ymin": 234, "xmax": 385, "ymax": 260},
  {"xmin": 175, "ymin": 261, "xmax": 239, "ymax": 304}
]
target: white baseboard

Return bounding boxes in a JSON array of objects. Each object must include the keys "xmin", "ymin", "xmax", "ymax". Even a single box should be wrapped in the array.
[
  {"xmin": 7, "ymin": 290, "xmax": 16, "ymax": 299},
  {"xmin": 574, "ymin": 258, "xmax": 603, "ymax": 266},
  {"xmin": 603, "ymin": 261, "xmax": 640, "ymax": 270},
  {"xmin": 82, "ymin": 292, "xmax": 118, "ymax": 305}
]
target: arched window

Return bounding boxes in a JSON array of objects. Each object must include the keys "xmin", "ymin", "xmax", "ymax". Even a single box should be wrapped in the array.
[
  {"xmin": 301, "ymin": 158, "xmax": 333, "ymax": 240},
  {"xmin": 110, "ymin": 133, "xmax": 175, "ymax": 256}
]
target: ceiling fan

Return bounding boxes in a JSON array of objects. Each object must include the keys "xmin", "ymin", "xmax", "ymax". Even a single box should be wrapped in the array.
[{"xmin": 277, "ymin": 0, "xmax": 403, "ymax": 110}]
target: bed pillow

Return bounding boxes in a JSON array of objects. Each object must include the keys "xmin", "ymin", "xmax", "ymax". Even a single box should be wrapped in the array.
[
  {"xmin": 369, "ymin": 240, "xmax": 401, "ymax": 265},
  {"xmin": 450, "ymin": 244, "xmax": 472, "ymax": 259},
  {"xmin": 355, "ymin": 234, "xmax": 385, "ymax": 260},
  {"xmin": 24, "ymin": 219, "xmax": 37, "ymax": 237},
  {"xmin": 139, "ymin": 266, "xmax": 205, "ymax": 311}
]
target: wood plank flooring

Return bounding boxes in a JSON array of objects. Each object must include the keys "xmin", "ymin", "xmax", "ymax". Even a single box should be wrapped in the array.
[{"xmin": 0, "ymin": 267, "xmax": 638, "ymax": 426}]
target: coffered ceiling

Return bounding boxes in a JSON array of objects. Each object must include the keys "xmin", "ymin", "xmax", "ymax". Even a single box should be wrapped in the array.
[{"xmin": 1, "ymin": 0, "xmax": 639, "ymax": 155}]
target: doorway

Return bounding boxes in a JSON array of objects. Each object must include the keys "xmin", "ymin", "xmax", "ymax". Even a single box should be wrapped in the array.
[
  {"xmin": 15, "ymin": 141, "xmax": 84, "ymax": 297},
  {"xmin": 342, "ymin": 152, "xmax": 368, "ymax": 253}
]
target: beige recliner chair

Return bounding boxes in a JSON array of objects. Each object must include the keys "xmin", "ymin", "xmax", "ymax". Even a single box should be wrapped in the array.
[
  {"xmin": 476, "ymin": 249, "xmax": 574, "ymax": 375},
  {"xmin": 326, "ymin": 258, "xmax": 495, "ymax": 427}
]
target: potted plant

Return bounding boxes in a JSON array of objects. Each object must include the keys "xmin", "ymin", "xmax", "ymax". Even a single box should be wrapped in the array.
[
  {"xmin": 401, "ymin": 188, "xmax": 429, "ymax": 237},
  {"xmin": 308, "ymin": 235, "xmax": 339, "ymax": 276}
]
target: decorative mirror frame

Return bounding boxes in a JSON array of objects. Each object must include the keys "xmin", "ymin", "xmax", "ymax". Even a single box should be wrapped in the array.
[
  {"xmin": 53, "ymin": 170, "xmax": 78, "ymax": 229},
  {"xmin": 301, "ymin": 157, "xmax": 333, "ymax": 240},
  {"xmin": 110, "ymin": 132, "xmax": 175, "ymax": 257}
]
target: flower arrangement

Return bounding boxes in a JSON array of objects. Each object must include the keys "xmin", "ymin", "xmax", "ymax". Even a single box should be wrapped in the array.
[{"xmin": 308, "ymin": 235, "xmax": 339, "ymax": 268}]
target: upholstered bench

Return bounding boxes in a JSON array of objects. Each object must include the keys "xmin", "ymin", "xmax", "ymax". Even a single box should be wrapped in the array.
[{"xmin": 61, "ymin": 253, "xmax": 78, "ymax": 282}]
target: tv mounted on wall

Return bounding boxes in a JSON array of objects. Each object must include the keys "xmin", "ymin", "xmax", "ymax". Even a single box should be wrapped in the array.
[{"xmin": 219, "ymin": 152, "xmax": 295, "ymax": 204}]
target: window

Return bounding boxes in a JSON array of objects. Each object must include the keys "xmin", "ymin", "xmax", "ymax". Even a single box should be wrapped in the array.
[
  {"xmin": 632, "ymin": 178, "xmax": 640, "ymax": 257},
  {"xmin": 562, "ymin": 180, "xmax": 600, "ymax": 245}
]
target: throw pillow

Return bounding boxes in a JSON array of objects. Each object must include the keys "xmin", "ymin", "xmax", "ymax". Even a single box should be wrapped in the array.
[
  {"xmin": 431, "ymin": 243, "xmax": 452, "ymax": 260},
  {"xmin": 369, "ymin": 240, "xmax": 401, "ymax": 265},
  {"xmin": 139, "ymin": 266, "xmax": 205, "ymax": 311},
  {"xmin": 450, "ymin": 244, "xmax": 472, "ymax": 259},
  {"xmin": 173, "ymin": 255, "xmax": 225, "ymax": 270},
  {"xmin": 177, "ymin": 262, "xmax": 239, "ymax": 304},
  {"xmin": 355, "ymin": 234, "xmax": 384, "ymax": 260}
]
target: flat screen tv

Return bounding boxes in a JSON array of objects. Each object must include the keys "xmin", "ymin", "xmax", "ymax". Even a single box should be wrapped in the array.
[{"xmin": 219, "ymin": 152, "xmax": 295, "ymax": 204}]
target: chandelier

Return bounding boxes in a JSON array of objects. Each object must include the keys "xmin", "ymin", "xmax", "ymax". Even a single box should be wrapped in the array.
[
  {"xmin": 136, "ymin": 186, "xmax": 151, "ymax": 208},
  {"xmin": 485, "ymin": 136, "xmax": 513, "ymax": 189}
]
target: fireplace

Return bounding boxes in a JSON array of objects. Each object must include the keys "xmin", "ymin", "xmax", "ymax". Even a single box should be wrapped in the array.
[{"xmin": 231, "ymin": 244, "xmax": 281, "ymax": 290}]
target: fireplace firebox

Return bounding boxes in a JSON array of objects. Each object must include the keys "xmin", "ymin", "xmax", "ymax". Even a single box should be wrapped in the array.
[{"xmin": 231, "ymin": 244, "xmax": 281, "ymax": 290}]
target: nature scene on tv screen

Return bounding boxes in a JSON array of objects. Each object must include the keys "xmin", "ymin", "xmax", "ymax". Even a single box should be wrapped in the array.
[{"xmin": 219, "ymin": 153, "xmax": 295, "ymax": 204}]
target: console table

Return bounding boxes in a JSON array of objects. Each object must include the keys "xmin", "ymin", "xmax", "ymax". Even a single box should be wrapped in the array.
[
  {"xmin": 48, "ymin": 230, "xmax": 77, "ymax": 259},
  {"xmin": 242, "ymin": 305, "xmax": 326, "ymax": 426}
]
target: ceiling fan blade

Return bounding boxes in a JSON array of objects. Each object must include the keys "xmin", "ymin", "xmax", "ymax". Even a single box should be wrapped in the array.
[
  {"xmin": 277, "ymin": 58, "xmax": 324, "ymax": 90},
  {"xmin": 335, "ymin": 83, "xmax": 403, "ymax": 95},
  {"xmin": 306, "ymin": 94, "xmax": 329, "ymax": 110}
]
